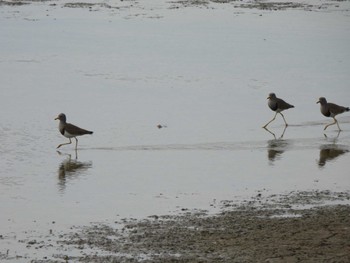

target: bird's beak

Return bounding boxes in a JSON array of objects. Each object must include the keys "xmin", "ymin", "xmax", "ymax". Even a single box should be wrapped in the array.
[
  {"xmin": 267, "ymin": 96, "xmax": 270, "ymax": 100},
  {"xmin": 316, "ymin": 101, "xmax": 320, "ymax": 104},
  {"xmin": 54, "ymin": 116, "xmax": 59, "ymax": 120}
]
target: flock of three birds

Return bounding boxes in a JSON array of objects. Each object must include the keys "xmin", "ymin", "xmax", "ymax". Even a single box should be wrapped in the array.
[{"xmin": 55, "ymin": 94, "xmax": 349, "ymax": 149}]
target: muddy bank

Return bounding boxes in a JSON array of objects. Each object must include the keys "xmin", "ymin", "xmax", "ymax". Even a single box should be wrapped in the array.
[
  {"xmin": 29, "ymin": 191, "xmax": 349, "ymax": 263},
  {"xmin": 0, "ymin": 0, "xmax": 345, "ymax": 12}
]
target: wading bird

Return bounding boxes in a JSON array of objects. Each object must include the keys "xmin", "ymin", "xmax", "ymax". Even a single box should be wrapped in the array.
[
  {"xmin": 55, "ymin": 113, "xmax": 93, "ymax": 149},
  {"xmin": 317, "ymin": 97, "xmax": 349, "ymax": 131},
  {"xmin": 263, "ymin": 93, "xmax": 294, "ymax": 128}
]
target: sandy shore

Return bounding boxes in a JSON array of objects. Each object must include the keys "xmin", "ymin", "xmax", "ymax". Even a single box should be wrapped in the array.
[{"xmin": 15, "ymin": 191, "xmax": 348, "ymax": 262}]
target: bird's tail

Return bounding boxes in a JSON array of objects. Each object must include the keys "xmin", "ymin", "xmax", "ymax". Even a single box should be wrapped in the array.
[{"xmin": 346, "ymin": 107, "xmax": 350, "ymax": 112}]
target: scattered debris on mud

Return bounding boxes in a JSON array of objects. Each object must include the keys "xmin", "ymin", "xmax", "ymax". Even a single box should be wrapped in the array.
[
  {"xmin": 0, "ymin": 0, "xmax": 29, "ymax": 6},
  {"xmin": 30, "ymin": 190, "xmax": 349, "ymax": 262},
  {"xmin": 168, "ymin": 0, "xmax": 336, "ymax": 11},
  {"xmin": 0, "ymin": 0, "xmax": 346, "ymax": 13}
]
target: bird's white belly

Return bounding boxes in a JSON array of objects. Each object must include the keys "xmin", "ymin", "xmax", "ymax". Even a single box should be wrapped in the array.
[{"xmin": 63, "ymin": 131, "xmax": 75, "ymax": 138}]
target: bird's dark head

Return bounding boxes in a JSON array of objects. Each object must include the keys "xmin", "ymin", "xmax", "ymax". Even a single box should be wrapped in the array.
[
  {"xmin": 267, "ymin": 93, "xmax": 276, "ymax": 100},
  {"xmin": 55, "ymin": 113, "xmax": 67, "ymax": 122},
  {"xmin": 317, "ymin": 97, "xmax": 327, "ymax": 105}
]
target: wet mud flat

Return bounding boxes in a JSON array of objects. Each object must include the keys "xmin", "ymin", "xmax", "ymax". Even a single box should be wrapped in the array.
[
  {"xmin": 0, "ymin": 0, "xmax": 344, "ymax": 12},
  {"xmin": 24, "ymin": 191, "xmax": 350, "ymax": 263}
]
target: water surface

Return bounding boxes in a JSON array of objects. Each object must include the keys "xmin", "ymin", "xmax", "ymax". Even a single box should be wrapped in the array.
[{"xmin": 0, "ymin": 0, "xmax": 350, "ymax": 260}]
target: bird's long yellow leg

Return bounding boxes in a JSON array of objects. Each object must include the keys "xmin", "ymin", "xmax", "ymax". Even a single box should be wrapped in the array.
[
  {"xmin": 324, "ymin": 117, "xmax": 338, "ymax": 131},
  {"xmin": 333, "ymin": 117, "xmax": 342, "ymax": 131},
  {"xmin": 336, "ymin": 119, "xmax": 341, "ymax": 131},
  {"xmin": 57, "ymin": 138, "xmax": 72, "ymax": 149},
  {"xmin": 280, "ymin": 125, "xmax": 287, "ymax": 138},
  {"xmin": 74, "ymin": 137, "xmax": 78, "ymax": 150},
  {"xmin": 279, "ymin": 112, "xmax": 288, "ymax": 126},
  {"xmin": 263, "ymin": 127, "xmax": 276, "ymax": 139},
  {"xmin": 263, "ymin": 112, "xmax": 278, "ymax": 128}
]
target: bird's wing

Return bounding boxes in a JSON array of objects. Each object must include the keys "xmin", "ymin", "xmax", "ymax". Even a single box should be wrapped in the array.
[
  {"xmin": 328, "ymin": 103, "xmax": 347, "ymax": 115},
  {"xmin": 277, "ymin": 98, "xmax": 294, "ymax": 109},
  {"xmin": 66, "ymin": 123, "xmax": 93, "ymax": 135}
]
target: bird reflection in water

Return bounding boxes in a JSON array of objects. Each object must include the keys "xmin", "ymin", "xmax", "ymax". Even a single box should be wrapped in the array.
[
  {"xmin": 57, "ymin": 150, "xmax": 92, "ymax": 192},
  {"xmin": 318, "ymin": 131, "xmax": 349, "ymax": 168},
  {"xmin": 264, "ymin": 126, "xmax": 289, "ymax": 165}
]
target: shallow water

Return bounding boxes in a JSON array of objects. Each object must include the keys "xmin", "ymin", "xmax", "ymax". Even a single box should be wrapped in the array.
[{"xmin": 0, "ymin": 0, "xmax": 350, "ymax": 260}]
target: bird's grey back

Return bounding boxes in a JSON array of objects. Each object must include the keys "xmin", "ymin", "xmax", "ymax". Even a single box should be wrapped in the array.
[
  {"xmin": 66, "ymin": 123, "xmax": 93, "ymax": 136},
  {"xmin": 327, "ymin": 103, "xmax": 349, "ymax": 116},
  {"xmin": 268, "ymin": 97, "xmax": 294, "ymax": 112}
]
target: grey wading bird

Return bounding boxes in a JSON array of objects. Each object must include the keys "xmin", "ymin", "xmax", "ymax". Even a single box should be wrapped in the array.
[
  {"xmin": 317, "ymin": 97, "xmax": 349, "ymax": 131},
  {"xmin": 55, "ymin": 113, "xmax": 93, "ymax": 149},
  {"xmin": 263, "ymin": 93, "xmax": 294, "ymax": 128}
]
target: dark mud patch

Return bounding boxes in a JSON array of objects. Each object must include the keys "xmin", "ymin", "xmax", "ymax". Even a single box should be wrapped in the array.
[
  {"xmin": 0, "ymin": 0, "xmax": 342, "ymax": 12},
  {"xmin": 169, "ymin": 0, "xmax": 343, "ymax": 11},
  {"xmin": 0, "ymin": 0, "xmax": 53, "ymax": 6},
  {"xmin": 221, "ymin": 189, "xmax": 350, "ymax": 210},
  {"xmin": 169, "ymin": 0, "xmax": 211, "ymax": 8},
  {"xmin": 2, "ymin": 0, "xmax": 347, "ymax": 15},
  {"xmin": 0, "ymin": 0, "xmax": 29, "ymax": 6},
  {"xmin": 25, "ymin": 190, "xmax": 349, "ymax": 263},
  {"xmin": 63, "ymin": 2, "xmax": 114, "ymax": 9},
  {"xmin": 62, "ymin": 0, "xmax": 141, "ymax": 10},
  {"xmin": 236, "ymin": 1, "xmax": 311, "ymax": 11}
]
